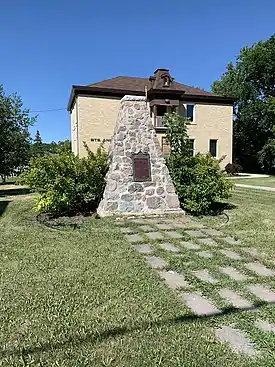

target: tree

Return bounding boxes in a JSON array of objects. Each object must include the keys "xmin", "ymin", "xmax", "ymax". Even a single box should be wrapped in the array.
[
  {"xmin": 212, "ymin": 35, "xmax": 275, "ymax": 172},
  {"xmin": 164, "ymin": 112, "xmax": 233, "ymax": 214},
  {"xmin": 0, "ymin": 85, "xmax": 35, "ymax": 181},
  {"xmin": 258, "ymin": 139, "xmax": 275, "ymax": 173},
  {"xmin": 30, "ymin": 137, "xmax": 72, "ymax": 158},
  {"xmin": 56, "ymin": 139, "xmax": 71, "ymax": 153},
  {"xmin": 30, "ymin": 130, "xmax": 44, "ymax": 158}
]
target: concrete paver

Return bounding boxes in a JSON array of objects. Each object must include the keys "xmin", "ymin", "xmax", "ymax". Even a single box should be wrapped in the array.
[
  {"xmin": 134, "ymin": 244, "xmax": 153, "ymax": 254},
  {"xmin": 146, "ymin": 256, "xmax": 167, "ymax": 269},
  {"xmin": 180, "ymin": 292, "xmax": 221, "ymax": 316},
  {"xmin": 215, "ymin": 326, "xmax": 258, "ymax": 356},
  {"xmin": 158, "ymin": 242, "xmax": 180, "ymax": 253},
  {"xmin": 158, "ymin": 270, "xmax": 191, "ymax": 289}
]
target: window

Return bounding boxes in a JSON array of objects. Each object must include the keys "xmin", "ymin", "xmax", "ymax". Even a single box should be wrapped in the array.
[
  {"xmin": 162, "ymin": 137, "xmax": 170, "ymax": 155},
  {"xmin": 187, "ymin": 139, "xmax": 195, "ymax": 157},
  {"xmin": 155, "ymin": 105, "xmax": 167, "ymax": 127},
  {"xmin": 209, "ymin": 139, "xmax": 218, "ymax": 157},
  {"xmin": 157, "ymin": 105, "xmax": 167, "ymax": 116},
  {"xmin": 186, "ymin": 104, "xmax": 194, "ymax": 121},
  {"xmin": 155, "ymin": 105, "xmax": 176, "ymax": 128},
  {"xmin": 163, "ymin": 76, "xmax": 169, "ymax": 87}
]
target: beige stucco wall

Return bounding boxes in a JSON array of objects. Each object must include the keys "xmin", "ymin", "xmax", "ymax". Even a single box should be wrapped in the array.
[
  {"xmin": 70, "ymin": 101, "xmax": 78, "ymax": 154},
  {"xmin": 71, "ymin": 96, "xmax": 233, "ymax": 168},
  {"xmin": 76, "ymin": 95, "xmax": 121, "ymax": 156},
  {"xmin": 157, "ymin": 102, "xmax": 233, "ymax": 168}
]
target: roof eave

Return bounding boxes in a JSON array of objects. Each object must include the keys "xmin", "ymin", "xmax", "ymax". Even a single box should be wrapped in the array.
[
  {"xmin": 67, "ymin": 85, "xmax": 235, "ymax": 111},
  {"xmin": 147, "ymin": 88, "xmax": 234, "ymax": 105},
  {"xmin": 67, "ymin": 85, "xmax": 146, "ymax": 111},
  {"xmin": 180, "ymin": 94, "xmax": 235, "ymax": 105}
]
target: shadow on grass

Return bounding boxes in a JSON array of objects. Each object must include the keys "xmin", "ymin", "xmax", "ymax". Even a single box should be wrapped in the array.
[
  {"xmin": 0, "ymin": 299, "xmax": 273, "ymax": 359},
  {"xmin": 0, "ymin": 179, "xmax": 16, "ymax": 185},
  {"xmin": 0, "ymin": 187, "xmax": 31, "ymax": 198},
  {"xmin": 0, "ymin": 200, "xmax": 10, "ymax": 217},
  {"xmin": 207, "ymin": 202, "xmax": 237, "ymax": 216}
]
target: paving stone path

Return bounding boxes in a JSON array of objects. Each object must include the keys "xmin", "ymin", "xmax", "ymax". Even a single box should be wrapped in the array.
[
  {"xmin": 158, "ymin": 270, "xmax": 191, "ymax": 289},
  {"xmin": 220, "ymin": 249, "xmax": 242, "ymax": 260},
  {"xmin": 192, "ymin": 269, "xmax": 218, "ymax": 284},
  {"xmin": 146, "ymin": 256, "xmax": 167, "ymax": 269},
  {"xmin": 218, "ymin": 288, "xmax": 253, "ymax": 309},
  {"xmin": 158, "ymin": 242, "xmax": 179, "ymax": 253},
  {"xmin": 219, "ymin": 266, "xmax": 248, "ymax": 281},
  {"xmin": 245, "ymin": 263, "xmax": 275, "ymax": 277},
  {"xmin": 118, "ymin": 215, "xmax": 275, "ymax": 357},
  {"xmin": 134, "ymin": 244, "xmax": 153, "ymax": 254},
  {"xmin": 215, "ymin": 326, "xmax": 259, "ymax": 356},
  {"xmin": 254, "ymin": 319, "xmax": 275, "ymax": 333},
  {"xmin": 181, "ymin": 292, "xmax": 221, "ymax": 316},
  {"xmin": 198, "ymin": 250, "xmax": 213, "ymax": 258},
  {"xmin": 181, "ymin": 241, "xmax": 201, "ymax": 250},
  {"xmin": 198, "ymin": 238, "xmax": 219, "ymax": 247}
]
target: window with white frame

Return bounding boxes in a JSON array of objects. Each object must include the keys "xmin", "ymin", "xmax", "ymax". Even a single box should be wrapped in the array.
[
  {"xmin": 187, "ymin": 139, "xmax": 195, "ymax": 157},
  {"xmin": 155, "ymin": 105, "xmax": 176, "ymax": 128},
  {"xmin": 209, "ymin": 139, "xmax": 218, "ymax": 158},
  {"xmin": 186, "ymin": 104, "xmax": 195, "ymax": 121}
]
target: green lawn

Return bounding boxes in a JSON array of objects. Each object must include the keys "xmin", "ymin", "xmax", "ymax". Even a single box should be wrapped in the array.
[
  {"xmin": 230, "ymin": 175, "xmax": 275, "ymax": 188},
  {"xmin": 0, "ymin": 177, "xmax": 17, "ymax": 185},
  {"xmin": 1, "ymin": 184, "xmax": 275, "ymax": 366},
  {"xmin": 200, "ymin": 186, "xmax": 275, "ymax": 257}
]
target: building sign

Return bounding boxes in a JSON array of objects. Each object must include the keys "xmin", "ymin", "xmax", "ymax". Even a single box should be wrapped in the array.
[
  {"xmin": 132, "ymin": 152, "xmax": 151, "ymax": 182},
  {"xmin": 91, "ymin": 138, "xmax": 111, "ymax": 143}
]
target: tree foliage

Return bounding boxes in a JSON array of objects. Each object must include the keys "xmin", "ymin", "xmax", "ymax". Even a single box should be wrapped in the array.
[
  {"xmin": 212, "ymin": 35, "xmax": 275, "ymax": 172},
  {"xmin": 165, "ymin": 112, "xmax": 233, "ymax": 214},
  {"xmin": 0, "ymin": 85, "xmax": 35, "ymax": 180},
  {"xmin": 258, "ymin": 139, "xmax": 275, "ymax": 173},
  {"xmin": 20, "ymin": 144, "xmax": 108, "ymax": 215},
  {"xmin": 30, "ymin": 133, "xmax": 72, "ymax": 158},
  {"xmin": 30, "ymin": 130, "xmax": 44, "ymax": 158}
]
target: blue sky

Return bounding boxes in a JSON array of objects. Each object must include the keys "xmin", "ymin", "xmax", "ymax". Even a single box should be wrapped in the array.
[{"xmin": 1, "ymin": 0, "xmax": 274, "ymax": 142}]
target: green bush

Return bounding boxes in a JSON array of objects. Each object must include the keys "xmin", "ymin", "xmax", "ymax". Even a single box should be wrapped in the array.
[
  {"xmin": 20, "ymin": 145, "xmax": 108, "ymax": 215},
  {"xmin": 165, "ymin": 112, "xmax": 233, "ymax": 214},
  {"xmin": 224, "ymin": 161, "xmax": 243, "ymax": 175}
]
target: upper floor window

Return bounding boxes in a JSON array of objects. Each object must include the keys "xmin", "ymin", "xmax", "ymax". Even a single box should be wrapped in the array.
[
  {"xmin": 154, "ymin": 105, "xmax": 176, "ymax": 128},
  {"xmin": 209, "ymin": 139, "xmax": 218, "ymax": 158},
  {"xmin": 156, "ymin": 105, "xmax": 167, "ymax": 128},
  {"xmin": 186, "ymin": 104, "xmax": 195, "ymax": 121}
]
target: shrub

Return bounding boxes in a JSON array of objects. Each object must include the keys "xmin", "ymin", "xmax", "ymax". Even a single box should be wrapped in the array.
[
  {"xmin": 20, "ymin": 144, "xmax": 108, "ymax": 215},
  {"xmin": 225, "ymin": 162, "xmax": 243, "ymax": 175},
  {"xmin": 164, "ymin": 112, "xmax": 233, "ymax": 215},
  {"xmin": 258, "ymin": 139, "xmax": 275, "ymax": 173}
]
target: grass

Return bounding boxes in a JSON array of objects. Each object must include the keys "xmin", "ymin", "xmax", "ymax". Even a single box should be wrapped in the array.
[
  {"xmin": 0, "ymin": 177, "xmax": 17, "ymax": 185},
  {"xmin": 1, "ymin": 184, "xmax": 275, "ymax": 366},
  {"xmin": 231, "ymin": 175, "xmax": 275, "ymax": 188},
  {"xmin": 200, "ymin": 186, "xmax": 275, "ymax": 257}
]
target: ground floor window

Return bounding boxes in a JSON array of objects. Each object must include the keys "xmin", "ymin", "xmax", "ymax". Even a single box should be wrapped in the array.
[
  {"xmin": 161, "ymin": 137, "xmax": 170, "ymax": 155},
  {"xmin": 209, "ymin": 139, "xmax": 218, "ymax": 157},
  {"xmin": 187, "ymin": 139, "xmax": 195, "ymax": 157}
]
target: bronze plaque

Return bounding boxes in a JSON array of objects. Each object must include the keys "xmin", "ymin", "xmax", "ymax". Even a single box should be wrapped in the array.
[{"xmin": 132, "ymin": 152, "xmax": 151, "ymax": 182}]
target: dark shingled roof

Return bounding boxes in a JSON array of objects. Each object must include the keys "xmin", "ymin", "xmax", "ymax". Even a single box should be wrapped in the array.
[
  {"xmin": 67, "ymin": 70, "xmax": 234, "ymax": 111},
  {"xmin": 88, "ymin": 76, "xmax": 217, "ymax": 97}
]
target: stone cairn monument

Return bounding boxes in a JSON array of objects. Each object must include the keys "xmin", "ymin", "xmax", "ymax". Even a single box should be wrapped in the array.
[{"xmin": 97, "ymin": 95, "xmax": 183, "ymax": 217}]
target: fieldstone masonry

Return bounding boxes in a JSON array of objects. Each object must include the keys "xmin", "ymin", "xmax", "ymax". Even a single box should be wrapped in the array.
[{"xmin": 97, "ymin": 95, "xmax": 183, "ymax": 216}]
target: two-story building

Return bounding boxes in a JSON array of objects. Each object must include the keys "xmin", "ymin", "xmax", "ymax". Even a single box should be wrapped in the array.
[{"xmin": 67, "ymin": 68, "xmax": 234, "ymax": 167}]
